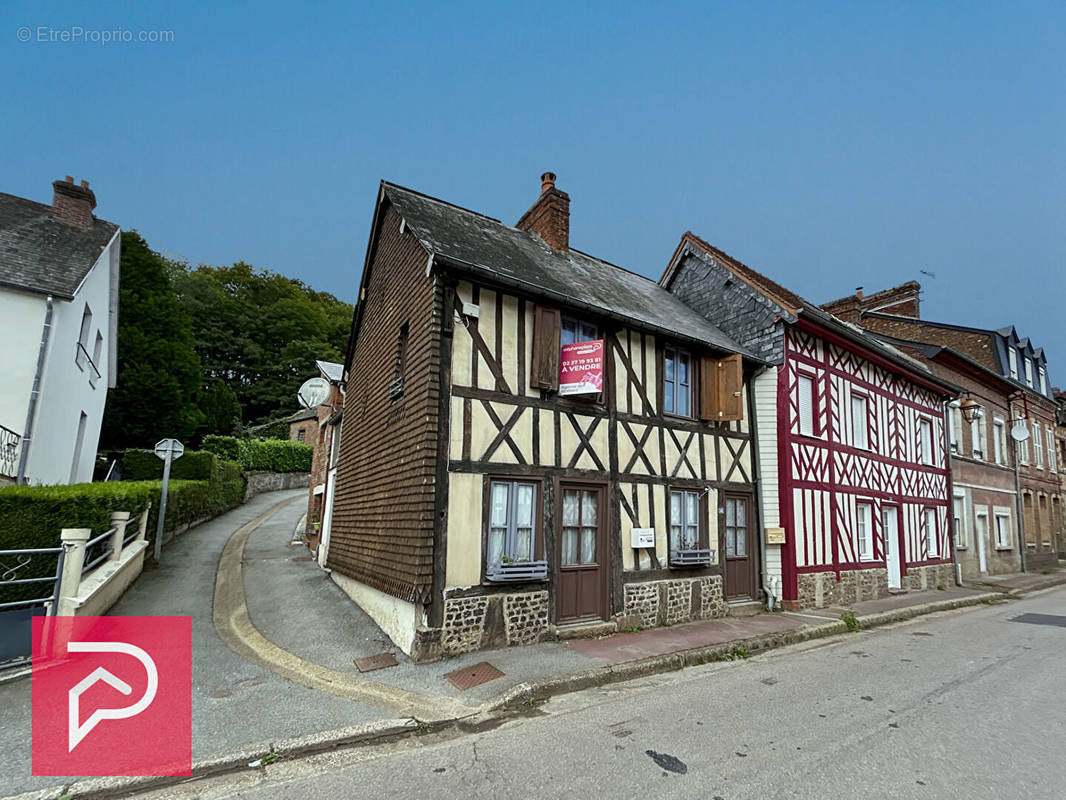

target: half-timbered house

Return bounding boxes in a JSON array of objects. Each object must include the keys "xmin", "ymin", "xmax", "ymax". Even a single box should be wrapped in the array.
[
  {"xmin": 329, "ymin": 175, "xmax": 762, "ymax": 658},
  {"xmin": 662, "ymin": 234, "xmax": 960, "ymax": 610}
]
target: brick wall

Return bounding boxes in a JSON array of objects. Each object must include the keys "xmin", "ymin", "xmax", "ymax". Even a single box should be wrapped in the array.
[
  {"xmin": 860, "ymin": 315, "xmax": 1000, "ymax": 371},
  {"xmin": 328, "ymin": 203, "xmax": 443, "ymax": 602},
  {"xmin": 668, "ymin": 251, "xmax": 786, "ymax": 362},
  {"xmin": 821, "ymin": 282, "xmax": 920, "ymax": 324}
]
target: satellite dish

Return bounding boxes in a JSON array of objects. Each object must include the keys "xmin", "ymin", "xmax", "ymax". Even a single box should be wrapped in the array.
[
  {"xmin": 297, "ymin": 377, "xmax": 331, "ymax": 409},
  {"xmin": 1010, "ymin": 420, "xmax": 1030, "ymax": 442}
]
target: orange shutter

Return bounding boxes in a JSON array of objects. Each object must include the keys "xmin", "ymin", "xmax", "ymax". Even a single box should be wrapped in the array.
[
  {"xmin": 716, "ymin": 353, "xmax": 744, "ymax": 421},
  {"xmin": 530, "ymin": 305, "xmax": 561, "ymax": 390},
  {"xmin": 699, "ymin": 355, "xmax": 717, "ymax": 421}
]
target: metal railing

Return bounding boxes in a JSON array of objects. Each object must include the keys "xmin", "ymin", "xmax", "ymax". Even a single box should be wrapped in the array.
[
  {"xmin": 80, "ymin": 528, "xmax": 116, "ymax": 575},
  {"xmin": 75, "ymin": 341, "xmax": 102, "ymax": 385},
  {"xmin": 0, "ymin": 546, "xmax": 65, "ymax": 612},
  {"xmin": 0, "ymin": 424, "xmax": 19, "ymax": 479}
]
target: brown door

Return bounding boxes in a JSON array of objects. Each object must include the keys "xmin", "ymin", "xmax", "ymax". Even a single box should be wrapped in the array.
[
  {"xmin": 723, "ymin": 494, "xmax": 756, "ymax": 600},
  {"xmin": 557, "ymin": 484, "xmax": 607, "ymax": 623}
]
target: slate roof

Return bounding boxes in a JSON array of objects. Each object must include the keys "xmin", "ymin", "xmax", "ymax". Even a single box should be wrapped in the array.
[
  {"xmin": 382, "ymin": 183, "xmax": 757, "ymax": 359},
  {"xmin": 288, "ymin": 407, "xmax": 317, "ymax": 423},
  {"xmin": 0, "ymin": 191, "xmax": 119, "ymax": 299},
  {"xmin": 665, "ymin": 231, "xmax": 957, "ymax": 393},
  {"xmin": 316, "ymin": 359, "xmax": 344, "ymax": 383}
]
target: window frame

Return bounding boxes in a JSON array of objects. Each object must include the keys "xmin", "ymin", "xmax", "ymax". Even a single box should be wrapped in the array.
[
  {"xmin": 918, "ymin": 417, "xmax": 934, "ymax": 465},
  {"xmin": 970, "ymin": 412, "xmax": 984, "ymax": 461},
  {"xmin": 560, "ymin": 316, "xmax": 599, "ymax": 347},
  {"xmin": 1039, "ymin": 366, "xmax": 1048, "ymax": 395},
  {"xmin": 993, "ymin": 417, "xmax": 1006, "ymax": 465},
  {"xmin": 850, "ymin": 392, "xmax": 870, "ymax": 450},
  {"xmin": 662, "ymin": 345, "xmax": 694, "ymax": 419},
  {"xmin": 1034, "ymin": 421, "xmax": 1044, "ymax": 468},
  {"xmin": 946, "ymin": 402, "xmax": 961, "ymax": 454},
  {"xmin": 484, "ymin": 477, "xmax": 547, "ymax": 582},
  {"xmin": 994, "ymin": 509, "xmax": 1012, "ymax": 549},
  {"xmin": 558, "ymin": 315, "xmax": 605, "ymax": 405},
  {"xmin": 667, "ymin": 487, "xmax": 711, "ymax": 566},
  {"xmin": 1024, "ymin": 358, "xmax": 1033, "ymax": 387},
  {"xmin": 924, "ymin": 507, "xmax": 939, "ymax": 558},
  {"xmin": 953, "ymin": 495, "xmax": 967, "ymax": 549},
  {"xmin": 856, "ymin": 501, "xmax": 874, "ymax": 561},
  {"xmin": 797, "ymin": 370, "xmax": 817, "ymax": 438},
  {"xmin": 1008, "ymin": 348, "xmax": 1018, "ymax": 380},
  {"xmin": 1047, "ymin": 428, "xmax": 1057, "ymax": 473},
  {"xmin": 389, "ymin": 322, "xmax": 409, "ymax": 401}
]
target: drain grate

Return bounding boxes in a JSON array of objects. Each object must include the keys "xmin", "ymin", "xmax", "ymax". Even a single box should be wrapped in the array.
[
  {"xmin": 354, "ymin": 652, "xmax": 399, "ymax": 672},
  {"xmin": 1009, "ymin": 613, "xmax": 1066, "ymax": 628},
  {"xmin": 444, "ymin": 661, "xmax": 504, "ymax": 691}
]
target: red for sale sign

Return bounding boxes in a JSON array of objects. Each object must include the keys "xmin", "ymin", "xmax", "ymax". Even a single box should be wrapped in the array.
[
  {"xmin": 559, "ymin": 340, "xmax": 604, "ymax": 396},
  {"xmin": 32, "ymin": 616, "xmax": 191, "ymax": 777}
]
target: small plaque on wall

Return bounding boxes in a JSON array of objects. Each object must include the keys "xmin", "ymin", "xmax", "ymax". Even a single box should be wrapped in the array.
[
  {"xmin": 631, "ymin": 527, "xmax": 655, "ymax": 548},
  {"xmin": 765, "ymin": 526, "xmax": 786, "ymax": 545}
]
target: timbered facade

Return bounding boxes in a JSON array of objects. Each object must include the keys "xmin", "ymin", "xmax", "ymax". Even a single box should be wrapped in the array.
[
  {"xmin": 662, "ymin": 233, "xmax": 960, "ymax": 609},
  {"xmin": 330, "ymin": 176, "xmax": 762, "ymax": 658}
]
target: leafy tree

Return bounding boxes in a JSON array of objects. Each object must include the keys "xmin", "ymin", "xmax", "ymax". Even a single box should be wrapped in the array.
[
  {"xmin": 169, "ymin": 261, "xmax": 351, "ymax": 425},
  {"xmin": 100, "ymin": 232, "xmax": 204, "ymax": 448}
]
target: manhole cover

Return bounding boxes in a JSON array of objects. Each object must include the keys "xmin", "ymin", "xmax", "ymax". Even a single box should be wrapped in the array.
[
  {"xmin": 444, "ymin": 661, "xmax": 504, "ymax": 690},
  {"xmin": 291, "ymin": 556, "xmax": 313, "ymax": 562},
  {"xmin": 1009, "ymin": 613, "xmax": 1066, "ymax": 628},
  {"xmin": 354, "ymin": 652, "xmax": 399, "ymax": 672}
]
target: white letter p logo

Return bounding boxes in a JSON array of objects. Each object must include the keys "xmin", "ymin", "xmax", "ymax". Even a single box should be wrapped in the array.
[{"xmin": 67, "ymin": 641, "xmax": 158, "ymax": 751}]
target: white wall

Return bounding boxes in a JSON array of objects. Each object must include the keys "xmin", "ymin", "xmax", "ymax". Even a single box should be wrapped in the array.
[
  {"xmin": 24, "ymin": 233, "xmax": 120, "ymax": 485},
  {"xmin": 0, "ymin": 290, "xmax": 46, "ymax": 468},
  {"xmin": 754, "ymin": 366, "xmax": 783, "ymax": 596}
]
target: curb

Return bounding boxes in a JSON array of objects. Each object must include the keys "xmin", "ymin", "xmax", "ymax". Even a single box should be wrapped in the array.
[
  {"xmin": 971, "ymin": 574, "xmax": 1066, "ymax": 598},
  {"xmin": 6, "ymin": 719, "xmax": 419, "ymax": 800},
  {"xmin": 6, "ymin": 584, "xmax": 1052, "ymax": 798}
]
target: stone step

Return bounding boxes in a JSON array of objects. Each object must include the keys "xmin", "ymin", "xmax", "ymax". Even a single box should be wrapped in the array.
[{"xmin": 727, "ymin": 600, "xmax": 763, "ymax": 617}]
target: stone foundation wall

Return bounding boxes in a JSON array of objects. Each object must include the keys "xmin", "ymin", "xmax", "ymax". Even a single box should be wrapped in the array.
[
  {"xmin": 797, "ymin": 564, "xmax": 953, "ymax": 608},
  {"xmin": 440, "ymin": 590, "xmax": 550, "ymax": 654},
  {"xmin": 623, "ymin": 575, "xmax": 727, "ymax": 627}
]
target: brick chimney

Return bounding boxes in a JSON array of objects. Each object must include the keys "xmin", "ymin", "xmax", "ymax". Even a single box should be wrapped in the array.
[
  {"xmin": 516, "ymin": 172, "xmax": 569, "ymax": 251},
  {"xmin": 51, "ymin": 176, "xmax": 97, "ymax": 227}
]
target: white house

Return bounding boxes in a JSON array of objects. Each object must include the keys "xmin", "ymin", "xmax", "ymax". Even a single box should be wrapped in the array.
[{"xmin": 0, "ymin": 177, "xmax": 121, "ymax": 485}]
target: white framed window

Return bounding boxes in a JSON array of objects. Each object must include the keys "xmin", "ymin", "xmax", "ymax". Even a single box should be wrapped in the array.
[
  {"xmin": 663, "ymin": 347, "xmax": 693, "ymax": 418},
  {"xmin": 669, "ymin": 488, "xmax": 708, "ymax": 564},
  {"xmin": 946, "ymin": 403, "xmax": 961, "ymax": 454},
  {"xmin": 975, "ymin": 508, "xmax": 989, "ymax": 553},
  {"xmin": 1047, "ymin": 428, "xmax": 1057, "ymax": 473},
  {"xmin": 919, "ymin": 418, "xmax": 933, "ymax": 464},
  {"xmin": 993, "ymin": 418, "xmax": 1006, "ymax": 465},
  {"xmin": 1017, "ymin": 422, "xmax": 1030, "ymax": 465},
  {"xmin": 1024, "ymin": 358, "xmax": 1033, "ymax": 387},
  {"xmin": 953, "ymin": 496, "xmax": 967, "ymax": 548},
  {"xmin": 924, "ymin": 507, "xmax": 939, "ymax": 558},
  {"xmin": 994, "ymin": 508, "xmax": 1012, "ymax": 549},
  {"xmin": 1039, "ymin": 366, "xmax": 1048, "ymax": 395},
  {"xmin": 487, "ymin": 480, "xmax": 539, "ymax": 571},
  {"xmin": 797, "ymin": 373, "xmax": 815, "ymax": 437},
  {"xmin": 1034, "ymin": 422, "xmax": 1044, "ymax": 468},
  {"xmin": 851, "ymin": 394, "xmax": 869, "ymax": 450},
  {"xmin": 970, "ymin": 415, "xmax": 984, "ymax": 460},
  {"xmin": 1008, "ymin": 349, "xmax": 1018, "ymax": 380},
  {"xmin": 856, "ymin": 501, "xmax": 873, "ymax": 561}
]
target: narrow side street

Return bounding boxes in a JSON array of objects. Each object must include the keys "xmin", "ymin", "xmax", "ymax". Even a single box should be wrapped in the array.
[{"xmin": 138, "ymin": 587, "xmax": 1066, "ymax": 800}]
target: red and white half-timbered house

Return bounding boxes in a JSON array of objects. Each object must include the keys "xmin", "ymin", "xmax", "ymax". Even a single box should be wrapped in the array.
[{"xmin": 662, "ymin": 234, "xmax": 960, "ymax": 609}]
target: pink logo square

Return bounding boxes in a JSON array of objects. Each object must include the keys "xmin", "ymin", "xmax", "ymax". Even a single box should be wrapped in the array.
[{"xmin": 32, "ymin": 616, "xmax": 191, "ymax": 776}]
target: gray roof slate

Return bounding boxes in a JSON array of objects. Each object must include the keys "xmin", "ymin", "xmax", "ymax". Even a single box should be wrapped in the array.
[
  {"xmin": 383, "ymin": 183, "xmax": 756, "ymax": 359},
  {"xmin": 0, "ymin": 191, "xmax": 119, "ymax": 299}
]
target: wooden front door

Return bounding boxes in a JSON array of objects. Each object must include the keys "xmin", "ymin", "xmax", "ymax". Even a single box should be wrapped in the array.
[
  {"xmin": 557, "ymin": 483, "xmax": 607, "ymax": 623},
  {"xmin": 723, "ymin": 494, "xmax": 756, "ymax": 600}
]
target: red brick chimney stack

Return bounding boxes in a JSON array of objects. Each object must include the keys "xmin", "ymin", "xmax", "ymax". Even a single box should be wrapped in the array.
[
  {"xmin": 51, "ymin": 176, "xmax": 97, "ymax": 228},
  {"xmin": 856, "ymin": 286, "xmax": 864, "ymax": 300},
  {"xmin": 516, "ymin": 171, "xmax": 570, "ymax": 251}
]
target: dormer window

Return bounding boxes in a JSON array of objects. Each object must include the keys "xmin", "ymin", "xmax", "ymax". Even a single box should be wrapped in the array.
[
  {"xmin": 1008, "ymin": 349, "xmax": 1018, "ymax": 380},
  {"xmin": 1024, "ymin": 358, "xmax": 1033, "ymax": 387}
]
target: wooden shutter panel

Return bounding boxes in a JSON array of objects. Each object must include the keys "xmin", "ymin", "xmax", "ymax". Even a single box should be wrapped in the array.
[
  {"xmin": 717, "ymin": 353, "xmax": 744, "ymax": 421},
  {"xmin": 530, "ymin": 305, "xmax": 561, "ymax": 390},
  {"xmin": 699, "ymin": 356, "xmax": 717, "ymax": 421}
]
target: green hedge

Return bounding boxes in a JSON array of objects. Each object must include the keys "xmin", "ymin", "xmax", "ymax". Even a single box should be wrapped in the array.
[
  {"xmin": 0, "ymin": 471, "xmax": 245, "ymax": 604},
  {"xmin": 119, "ymin": 449, "xmax": 220, "ymax": 481},
  {"xmin": 202, "ymin": 435, "xmax": 312, "ymax": 472}
]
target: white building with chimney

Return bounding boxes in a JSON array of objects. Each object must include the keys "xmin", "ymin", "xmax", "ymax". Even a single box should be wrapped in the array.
[{"xmin": 0, "ymin": 177, "xmax": 121, "ymax": 485}]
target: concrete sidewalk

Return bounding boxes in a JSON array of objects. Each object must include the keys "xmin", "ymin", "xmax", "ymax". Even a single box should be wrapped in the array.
[{"xmin": 6, "ymin": 490, "xmax": 1062, "ymax": 800}]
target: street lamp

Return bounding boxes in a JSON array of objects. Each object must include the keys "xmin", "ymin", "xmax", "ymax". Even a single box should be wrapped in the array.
[{"xmin": 959, "ymin": 397, "xmax": 983, "ymax": 424}]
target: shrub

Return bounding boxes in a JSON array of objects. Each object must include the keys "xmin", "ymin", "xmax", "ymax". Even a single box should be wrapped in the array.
[
  {"xmin": 202, "ymin": 435, "xmax": 312, "ymax": 472},
  {"xmin": 119, "ymin": 449, "xmax": 219, "ymax": 481},
  {"xmin": 0, "ymin": 470, "xmax": 245, "ymax": 604}
]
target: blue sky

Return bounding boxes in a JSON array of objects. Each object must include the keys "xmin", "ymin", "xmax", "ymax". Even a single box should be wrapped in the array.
[{"xmin": 4, "ymin": 1, "xmax": 1063, "ymax": 380}]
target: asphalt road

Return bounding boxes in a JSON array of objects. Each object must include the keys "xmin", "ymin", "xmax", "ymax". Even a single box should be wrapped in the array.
[{"xmin": 140, "ymin": 586, "xmax": 1066, "ymax": 800}]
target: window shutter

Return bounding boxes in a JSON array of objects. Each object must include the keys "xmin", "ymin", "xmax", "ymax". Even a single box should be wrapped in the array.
[
  {"xmin": 699, "ymin": 356, "xmax": 716, "ymax": 421},
  {"xmin": 530, "ymin": 305, "xmax": 561, "ymax": 390},
  {"xmin": 715, "ymin": 354, "xmax": 744, "ymax": 422}
]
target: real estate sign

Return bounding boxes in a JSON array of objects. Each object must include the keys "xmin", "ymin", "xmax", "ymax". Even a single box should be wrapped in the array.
[{"xmin": 559, "ymin": 340, "xmax": 604, "ymax": 396}]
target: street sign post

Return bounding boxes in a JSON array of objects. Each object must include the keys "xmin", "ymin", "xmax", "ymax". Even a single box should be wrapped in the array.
[{"xmin": 153, "ymin": 438, "xmax": 184, "ymax": 562}]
